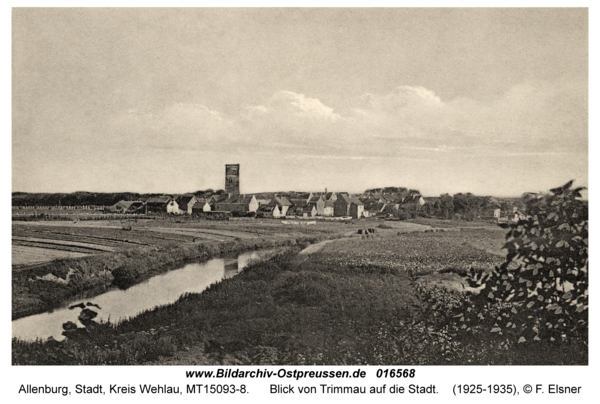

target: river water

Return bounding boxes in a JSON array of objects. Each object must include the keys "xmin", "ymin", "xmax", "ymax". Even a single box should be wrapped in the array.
[{"xmin": 12, "ymin": 250, "xmax": 274, "ymax": 342}]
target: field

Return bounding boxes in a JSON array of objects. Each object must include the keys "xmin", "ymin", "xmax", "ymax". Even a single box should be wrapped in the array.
[
  {"xmin": 12, "ymin": 245, "xmax": 90, "ymax": 266},
  {"xmin": 14, "ymin": 216, "xmax": 585, "ymax": 365},
  {"xmin": 12, "ymin": 217, "xmax": 428, "ymax": 318},
  {"xmin": 8, "ymin": 223, "xmax": 531, "ymax": 365},
  {"xmin": 315, "ymin": 229, "xmax": 505, "ymax": 274},
  {"xmin": 12, "ymin": 217, "xmax": 440, "ymax": 268}
]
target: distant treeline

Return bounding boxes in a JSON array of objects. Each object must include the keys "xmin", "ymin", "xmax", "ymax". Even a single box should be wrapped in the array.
[
  {"xmin": 364, "ymin": 187, "xmax": 420, "ymax": 196},
  {"xmin": 12, "ymin": 192, "xmax": 152, "ymax": 207},
  {"xmin": 11, "ymin": 190, "xmax": 226, "ymax": 207}
]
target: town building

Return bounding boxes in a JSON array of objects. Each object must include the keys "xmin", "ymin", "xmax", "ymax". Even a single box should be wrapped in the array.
[
  {"xmin": 308, "ymin": 195, "xmax": 325, "ymax": 216},
  {"xmin": 323, "ymin": 200, "xmax": 334, "ymax": 217},
  {"xmin": 191, "ymin": 199, "xmax": 212, "ymax": 214},
  {"xmin": 257, "ymin": 203, "xmax": 282, "ymax": 218},
  {"xmin": 334, "ymin": 194, "xmax": 364, "ymax": 218},
  {"xmin": 273, "ymin": 196, "xmax": 292, "ymax": 216},
  {"xmin": 225, "ymin": 164, "xmax": 240, "ymax": 195},
  {"xmin": 146, "ymin": 196, "xmax": 176, "ymax": 213},
  {"xmin": 106, "ymin": 200, "xmax": 144, "ymax": 214},
  {"xmin": 175, "ymin": 195, "xmax": 200, "ymax": 215},
  {"xmin": 215, "ymin": 194, "xmax": 258, "ymax": 213}
]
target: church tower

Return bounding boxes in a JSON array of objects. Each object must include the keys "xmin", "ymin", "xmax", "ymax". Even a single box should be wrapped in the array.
[{"xmin": 225, "ymin": 164, "xmax": 240, "ymax": 195}]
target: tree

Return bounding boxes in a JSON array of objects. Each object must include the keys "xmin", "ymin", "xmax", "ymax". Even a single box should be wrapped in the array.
[
  {"xmin": 452, "ymin": 193, "xmax": 488, "ymax": 220},
  {"xmin": 463, "ymin": 181, "xmax": 588, "ymax": 342},
  {"xmin": 439, "ymin": 194, "xmax": 454, "ymax": 219}
]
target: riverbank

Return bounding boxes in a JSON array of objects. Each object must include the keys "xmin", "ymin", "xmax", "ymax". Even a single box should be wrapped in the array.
[
  {"xmin": 12, "ymin": 218, "xmax": 436, "ymax": 320},
  {"xmin": 12, "ymin": 233, "xmax": 329, "ymax": 320}
]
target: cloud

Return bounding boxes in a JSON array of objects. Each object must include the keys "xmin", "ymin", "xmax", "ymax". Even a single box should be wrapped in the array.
[
  {"xmin": 108, "ymin": 103, "xmax": 238, "ymax": 151},
  {"xmin": 358, "ymin": 85, "xmax": 443, "ymax": 113},
  {"xmin": 107, "ymin": 81, "xmax": 586, "ymax": 162},
  {"xmin": 443, "ymin": 80, "xmax": 587, "ymax": 148},
  {"xmin": 16, "ymin": 81, "xmax": 585, "ymax": 196},
  {"xmin": 244, "ymin": 91, "xmax": 342, "ymax": 122},
  {"xmin": 240, "ymin": 91, "xmax": 346, "ymax": 149},
  {"xmin": 348, "ymin": 86, "xmax": 446, "ymax": 141}
]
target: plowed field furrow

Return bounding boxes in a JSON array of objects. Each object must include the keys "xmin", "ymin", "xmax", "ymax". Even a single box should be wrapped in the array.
[
  {"xmin": 152, "ymin": 227, "xmax": 256, "ymax": 239},
  {"xmin": 13, "ymin": 228, "xmax": 163, "ymax": 247},
  {"xmin": 13, "ymin": 241, "xmax": 105, "ymax": 254},
  {"xmin": 141, "ymin": 228, "xmax": 228, "ymax": 241},
  {"xmin": 12, "ymin": 245, "xmax": 90, "ymax": 266},
  {"xmin": 12, "ymin": 237, "xmax": 115, "ymax": 252},
  {"xmin": 14, "ymin": 233, "xmax": 126, "ymax": 248},
  {"xmin": 139, "ymin": 235, "xmax": 201, "ymax": 243},
  {"xmin": 15, "ymin": 230, "xmax": 150, "ymax": 246}
]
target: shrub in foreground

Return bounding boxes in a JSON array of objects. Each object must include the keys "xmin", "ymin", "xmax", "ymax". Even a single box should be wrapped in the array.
[{"xmin": 461, "ymin": 181, "xmax": 588, "ymax": 344}]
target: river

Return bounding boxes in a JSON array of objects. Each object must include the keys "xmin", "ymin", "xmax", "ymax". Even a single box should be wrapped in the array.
[{"xmin": 12, "ymin": 249, "xmax": 274, "ymax": 342}]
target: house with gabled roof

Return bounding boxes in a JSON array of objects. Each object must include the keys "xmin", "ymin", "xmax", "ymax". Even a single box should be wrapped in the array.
[
  {"xmin": 401, "ymin": 194, "xmax": 425, "ymax": 207},
  {"xmin": 167, "ymin": 199, "xmax": 181, "ymax": 214},
  {"xmin": 286, "ymin": 204, "xmax": 315, "ymax": 218},
  {"xmin": 175, "ymin": 195, "xmax": 200, "ymax": 215},
  {"xmin": 397, "ymin": 194, "xmax": 425, "ymax": 215},
  {"xmin": 146, "ymin": 195, "xmax": 180, "ymax": 213},
  {"xmin": 390, "ymin": 196, "xmax": 403, "ymax": 210},
  {"xmin": 303, "ymin": 204, "xmax": 317, "ymax": 218},
  {"xmin": 334, "ymin": 194, "xmax": 364, "ymax": 218},
  {"xmin": 288, "ymin": 198, "xmax": 308, "ymax": 208},
  {"xmin": 190, "ymin": 197, "xmax": 212, "ymax": 214},
  {"xmin": 350, "ymin": 201, "xmax": 364, "ymax": 219},
  {"xmin": 363, "ymin": 201, "xmax": 387, "ymax": 218},
  {"xmin": 208, "ymin": 194, "xmax": 229, "ymax": 210},
  {"xmin": 307, "ymin": 195, "xmax": 325, "ymax": 216},
  {"xmin": 367, "ymin": 193, "xmax": 384, "ymax": 203},
  {"xmin": 286, "ymin": 205, "xmax": 303, "ymax": 217},
  {"xmin": 289, "ymin": 204, "xmax": 317, "ymax": 218},
  {"xmin": 273, "ymin": 196, "xmax": 292, "ymax": 216},
  {"xmin": 323, "ymin": 200, "xmax": 334, "ymax": 217},
  {"xmin": 253, "ymin": 192, "xmax": 275, "ymax": 206},
  {"xmin": 106, "ymin": 200, "xmax": 144, "ymax": 214},
  {"xmin": 215, "ymin": 194, "xmax": 259, "ymax": 213},
  {"xmin": 191, "ymin": 198, "xmax": 212, "ymax": 214},
  {"xmin": 312, "ymin": 191, "xmax": 336, "ymax": 201},
  {"xmin": 257, "ymin": 203, "xmax": 281, "ymax": 218}
]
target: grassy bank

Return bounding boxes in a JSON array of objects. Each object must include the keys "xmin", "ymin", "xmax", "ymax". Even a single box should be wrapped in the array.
[
  {"xmin": 12, "ymin": 234, "xmax": 328, "ymax": 320},
  {"xmin": 12, "ymin": 229, "xmax": 587, "ymax": 365}
]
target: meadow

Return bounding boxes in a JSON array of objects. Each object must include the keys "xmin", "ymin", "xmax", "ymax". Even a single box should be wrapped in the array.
[
  {"xmin": 13, "ymin": 214, "xmax": 586, "ymax": 366},
  {"xmin": 12, "ymin": 217, "xmax": 409, "ymax": 319}
]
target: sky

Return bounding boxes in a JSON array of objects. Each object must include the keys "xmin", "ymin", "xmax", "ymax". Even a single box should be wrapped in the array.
[{"xmin": 12, "ymin": 8, "xmax": 588, "ymax": 197}]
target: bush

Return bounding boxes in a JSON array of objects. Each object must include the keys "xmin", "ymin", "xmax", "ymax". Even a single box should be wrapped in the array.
[
  {"xmin": 462, "ymin": 181, "xmax": 588, "ymax": 344},
  {"xmin": 362, "ymin": 272, "xmax": 465, "ymax": 365},
  {"xmin": 111, "ymin": 267, "xmax": 140, "ymax": 288},
  {"xmin": 274, "ymin": 272, "xmax": 333, "ymax": 306}
]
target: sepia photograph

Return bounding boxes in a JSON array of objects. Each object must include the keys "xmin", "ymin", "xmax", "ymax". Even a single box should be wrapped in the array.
[{"xmin": 11, "ymin": 6, "xmax": 588, "ymax": 372}]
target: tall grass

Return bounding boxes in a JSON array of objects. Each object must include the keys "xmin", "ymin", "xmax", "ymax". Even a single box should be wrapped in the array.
[
  {"xmin": 13, "ymin": 230, "xmax": 586, "ymax": 366},
  {"xmin": 13, "ymin": 234, "xmax": 327, "ymax": 320}
]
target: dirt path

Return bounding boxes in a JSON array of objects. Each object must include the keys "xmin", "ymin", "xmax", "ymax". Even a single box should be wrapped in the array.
[
  {"xmin": 299, "ymin": 221, "xmax": 437, "ymax": 255},
  {"xmin": 380, "ymin": 221, "xmax": 433, "ymax": 232},
  {"xmin": 299, "ymin": 239, "xmax": 337, "ymax": 255}
]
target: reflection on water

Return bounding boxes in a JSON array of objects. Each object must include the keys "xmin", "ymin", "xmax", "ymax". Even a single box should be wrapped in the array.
[{"xmin": 12, "ymin": 250, "xmax": 270, "ymax": 342}]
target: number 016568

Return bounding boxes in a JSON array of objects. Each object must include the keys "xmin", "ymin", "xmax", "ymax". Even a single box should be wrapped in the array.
[{"xmin": 376, "ymin": 369, "xmax": 415, "ymax": 378}]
